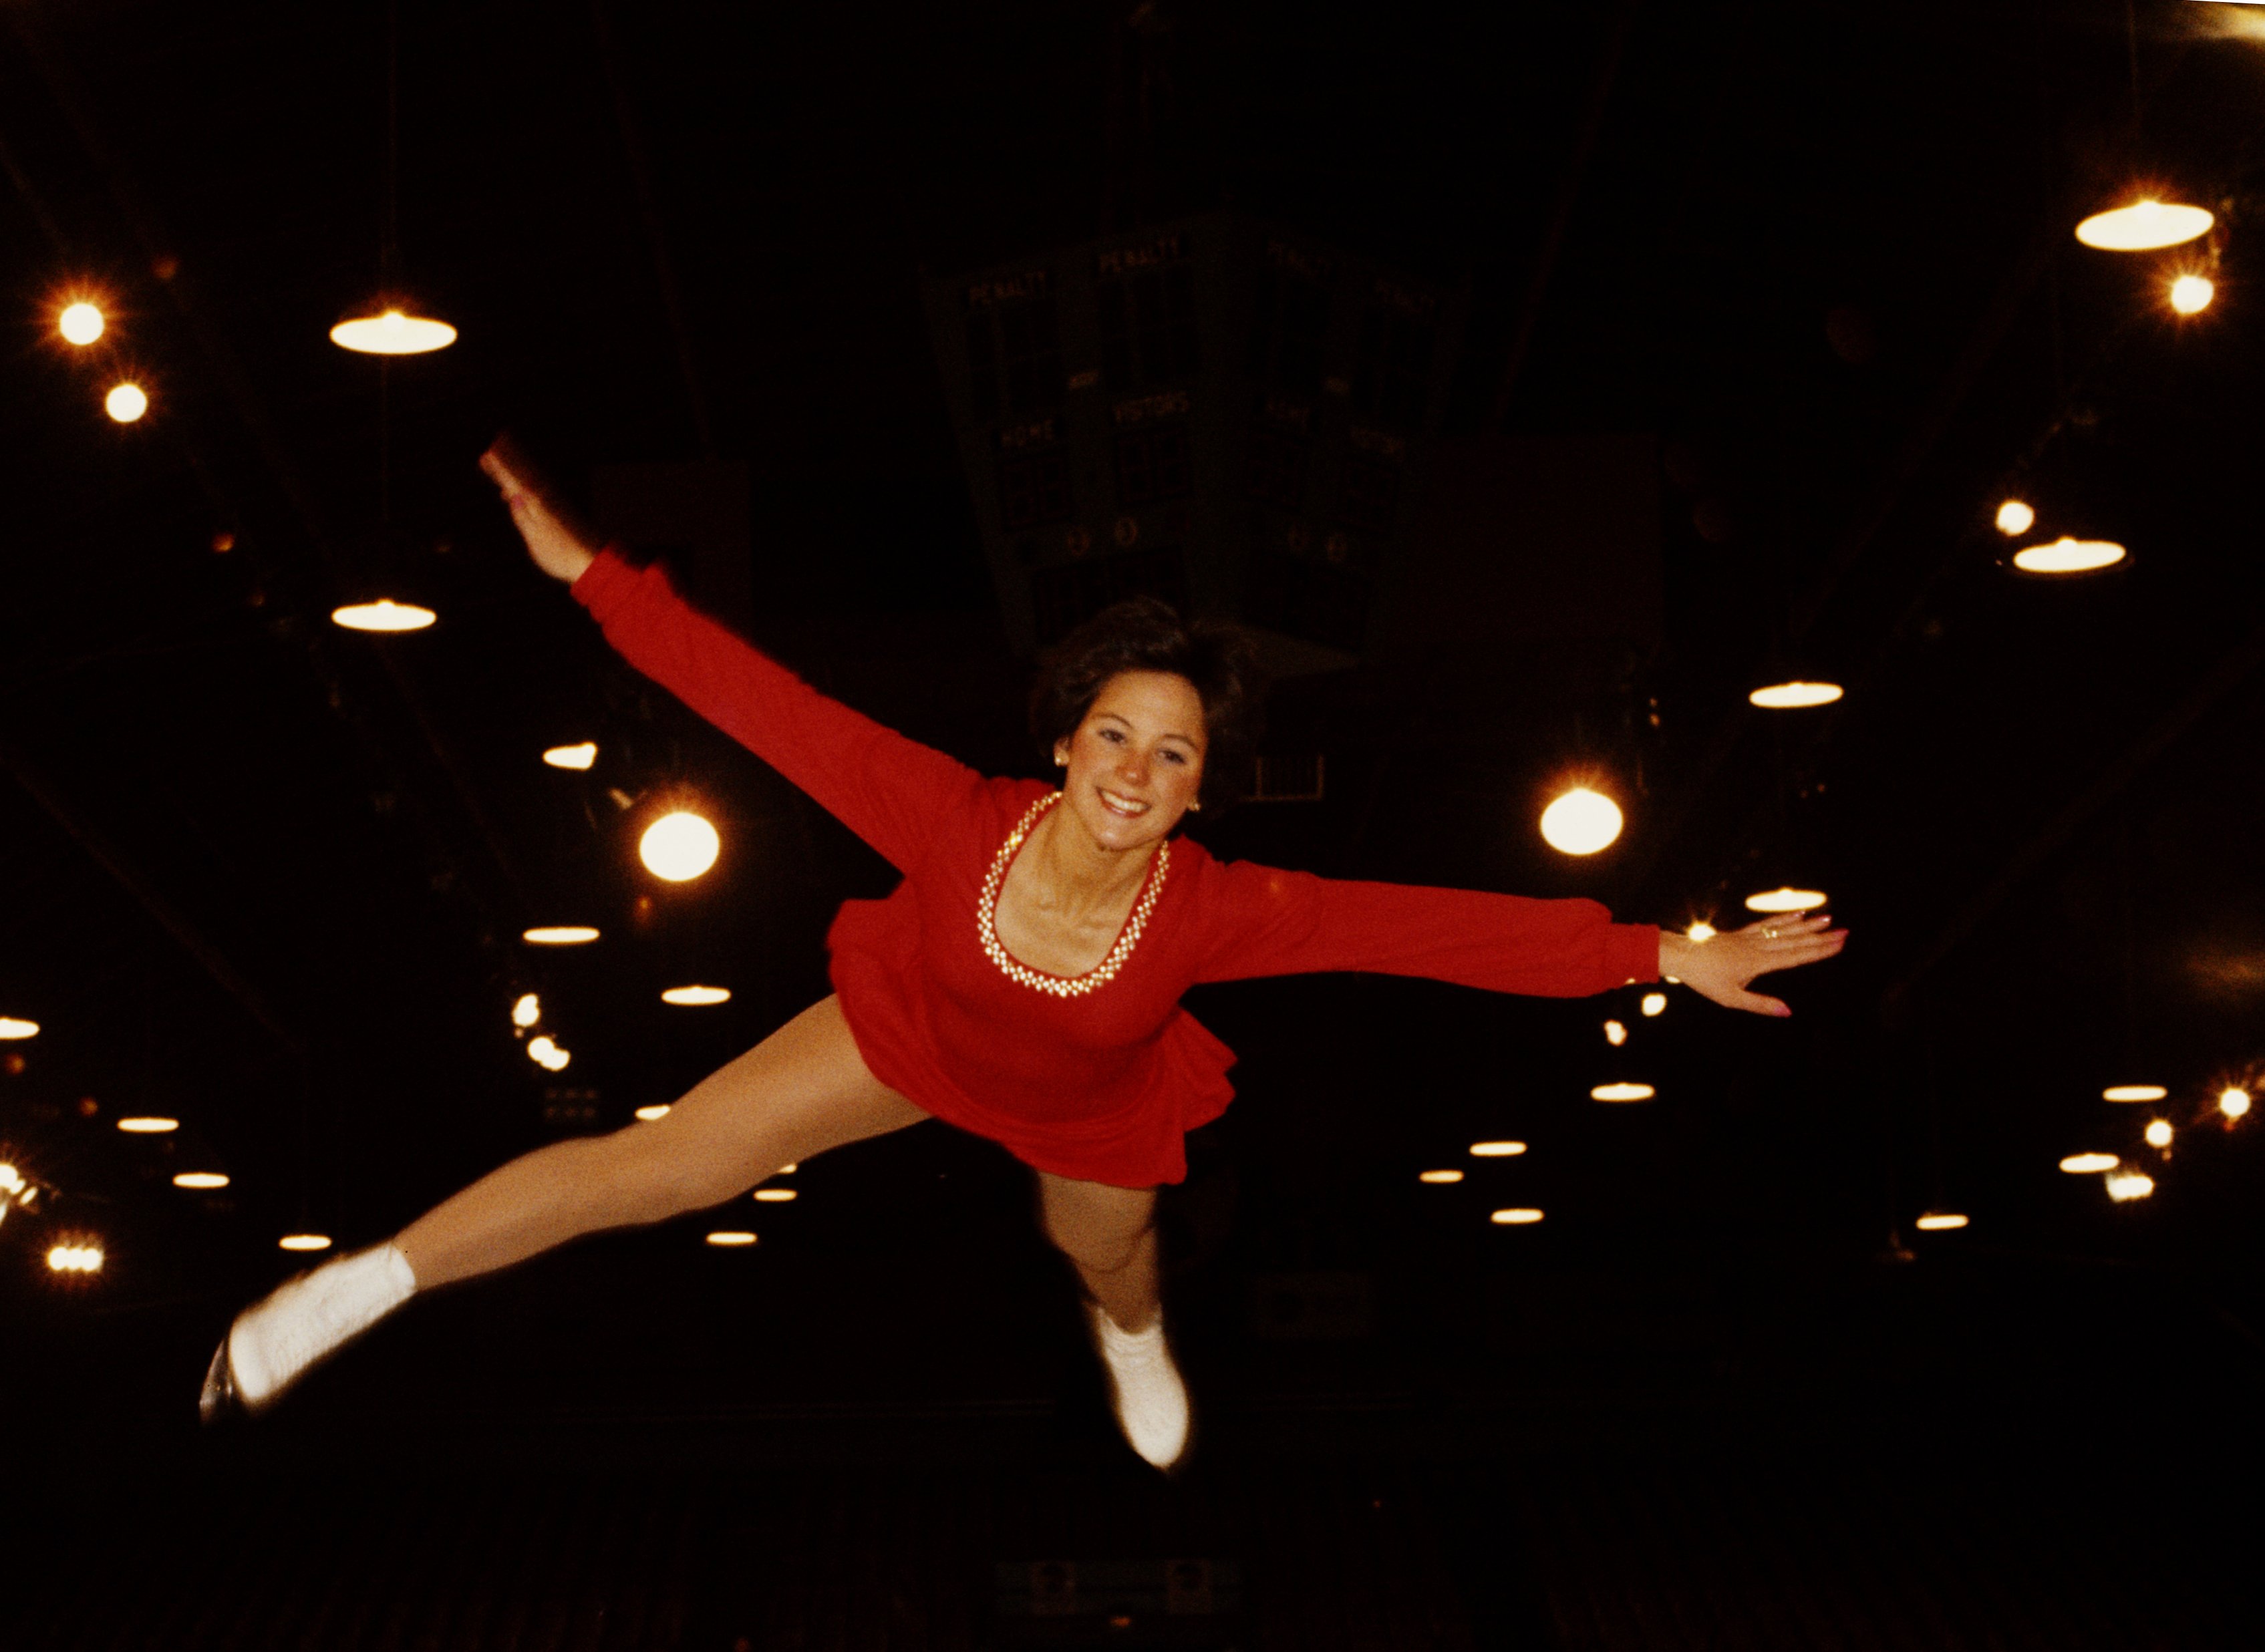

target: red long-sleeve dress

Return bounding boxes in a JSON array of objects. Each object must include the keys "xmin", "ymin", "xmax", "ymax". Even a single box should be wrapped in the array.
[{"xmin": 573, "ymin": 549, "xmax": 1660, "ymax": 1187}]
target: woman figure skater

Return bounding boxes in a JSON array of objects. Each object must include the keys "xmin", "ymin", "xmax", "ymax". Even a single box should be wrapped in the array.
[{"xmin": 198, "ymin": 449, "xmax": 1848, "ymax": 1468}]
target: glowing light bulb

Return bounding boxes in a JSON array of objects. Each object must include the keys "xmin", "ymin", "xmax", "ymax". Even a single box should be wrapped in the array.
[
  {"xmin": 639, "ymin": 811, "xmax": 721, "ymax": 881},
  {"xmin": 59, "ymin": 303, "xmax": 104, "ymax": 345},
  {"xmin": 1749, "ymin": 681, "xmax": 1844, "ymax": 709},
  {"xmin": 1915, "ymin": 1212, "xmax": 1969, "ymax": 1231},
  {"xmin": 1490, "ymin": 1208, "xmax": 1543, "ymax": 1225},
  {"xmin": 173, "ymin": 1171, "xmax": 231, "ymax": 1189},
  {"xmin": 0, "ymin": 1017, "xmax": 38, "ymax": 1039},
  {"xmin": 331, "ymin": 599, "xmax": 436, "ymax": 632},
  {"xmin": 1469, "ymin": 1141, "xmax": 1527, "ymax": 1157},
  {"xmin": 1994, "ymin": 499, "xmax": 2036, "ymax": 536},
  {"xmin": 2222, "ymin": 1088, "xmax": 2253, "ymax": 1120},
  {"xmin": 753, "ymin": 1188, "xmax": 797, "ymax": 1202},
  {"xmin": 543, "ymin": 742, "xmax": 597, "ymax": 770},
  {"xmin": 2143, "ymin": 1119, "xmax": 2173, "ymax": 1149},
  {"xmin": 526, "ymin": 1035, "xmax": 559, "ymax": 1065},
  {"xmin": 279, "ymin": 1233, "xmax": 333, "ymax": 1252},
  {"xmin": 2012, "ymin": 538, "xmax": 2125, "ymax": 574},
  {"xmin": 105, "ymin": 383, "xmax": 148, "ymax": 422},
  {"xmin": 706, "ymin": 1230, "xmax": 757, "ymax": 1247},
  {"xmin": 330, "ymin": 309, "xmax": 458, "ymax": 354},
  {"xmin": 1745, "ymin": 887, "xmax": 1827, "ymax": 913},
  {"xmin": 2103, "ymin": 1085, "xmax": 2165, "ymax": 1103},
  {"xmin": 0, "ymin": 1163, "xmax": 20, "ymax": 1191},
  {"xmin": 2169, "ymin": 274, "xmax": 2215, "ymax": 315},
  {"xmin": 1604, "ymin": 1019, "xmax": 1628, "ymax": 1046},
  {"xmin": 1591, "ymin": 1082, "xmax": 1655, "ymax": 1102},
  {"xmin": 116, "ymin": 1116, "xmax": 178, "ymax": 1134},
  {"xmin": 2060, "ymin": 1152, "xmax": 2119, "ymax": 1174},
  {"xmin": 2105, "ymin": 1170, "xmax": 2155, "ymax": 1202},
  {"xmin": 1685, "ymin": 922, "xmax": 1716, "ymax": 942},
  {"xmin": 661, "ymin": 985, "xmax": 732, "ymax": 1006},
  {"xmin": 512, "ymin": 993, "xmax": 541, "ymax": 1029},
  {"xmin": 47, "ymin": 1243, "xmax": 104, "ymax": 1273},
  {"xmin": 634, "ymin": 1104, "xmax": 671, "ymax": 1122},
  {"xmin": 523, "ymin": 927, "xmax": 599, "ymax": 945},
  {"xmin": 1418, "ymin": 1169, "xmax": 1465, "ymax": 1184},
  {"xmin": 1640, "ymin": 993, "xmax": 1667, "ymax": 1017},
  {"xmin": 1539, "ymin": 787, "xmax": 1623, "ymax": 855},
  {"xmin": 2075, "ymin": 199, "xmax": 2213, "ymax": 252}
]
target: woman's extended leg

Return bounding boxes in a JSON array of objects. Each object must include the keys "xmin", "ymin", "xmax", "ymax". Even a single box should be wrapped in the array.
[
  {"xmin": 206, "ymin": 996, "xmax": 922, "ymax": 1416},
  {"xmin": 1036, "ymin": 1173, "xmax": 1160, "ymax": 1331},
  {"xmin": 1037, "ymin": 1172, "xmax": 1189, "ymax": 1468},
  {"xmin": 399, "ymin": 995, "xmax": 923, "ymax": 1287}
]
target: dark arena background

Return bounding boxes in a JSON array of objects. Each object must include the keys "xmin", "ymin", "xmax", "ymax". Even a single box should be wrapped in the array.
[{"xmin": 5, "ymin": 1, "xmax": 2265, "ymax": 1645}]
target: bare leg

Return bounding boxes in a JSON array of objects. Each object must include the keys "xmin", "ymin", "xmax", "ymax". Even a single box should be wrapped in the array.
[
  {"xmin": 1036, "ymin": 1172, "xmax": 1161, "ymax": 1331},
  {"xmin": 399, "ymin": 996, "xmax": 924, "ymax": 1289}
]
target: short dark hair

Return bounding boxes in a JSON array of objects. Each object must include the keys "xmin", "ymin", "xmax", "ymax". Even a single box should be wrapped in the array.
[{"xmin": 1028, "ymin": 598, "xmax": 1265, "ymax": 810}]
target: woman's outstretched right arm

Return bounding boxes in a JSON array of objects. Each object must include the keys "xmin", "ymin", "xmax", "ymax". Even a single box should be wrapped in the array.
[{"xmin": 483, "ymin": 447, "xmax": 982, "ymax": 874}]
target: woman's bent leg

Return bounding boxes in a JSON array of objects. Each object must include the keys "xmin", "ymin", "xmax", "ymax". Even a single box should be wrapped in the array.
[
  {"xmin": 398, "ymin": 995, "xmax": 924, "ymax": 1289},
  {"xmin": 1036, "ymin": 1173, "xmax": 1160, "ymax": 1332}
]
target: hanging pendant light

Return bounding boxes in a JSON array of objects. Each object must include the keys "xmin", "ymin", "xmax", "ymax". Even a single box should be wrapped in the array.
[
  {"xmin": 331, "ymin": 0, "xmax": 456, "ymax": 355},
  {"xmin": 331, "ymin": 307, "xmax": 456, "ymax": 355},
  {"xmin": 2075, "ymin": 198, "xmax": 2214, "ymax": 252}
]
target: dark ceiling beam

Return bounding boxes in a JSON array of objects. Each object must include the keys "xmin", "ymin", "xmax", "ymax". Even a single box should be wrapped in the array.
[
  {"xmin": 1487, "ymin": 0, "xmax": 1638, "ymax": 430},
  {"xmin": 1879, "ymin": 615, "xmax": 2265, "ymax": 1020},
  {"xmin": 1622, "ymin": 203, "xmax": 2070, "ymax": 909},
  {"xmin": 1, "ymin": 743, "xmax": 301, "ymax": 1053},
  {"xmin": 7, "ymin": 11, "xmax": 535, "ymax": 934},
  {"xmin": 588, "ymin": 0, "xmax": 716, "ymax": 462}
]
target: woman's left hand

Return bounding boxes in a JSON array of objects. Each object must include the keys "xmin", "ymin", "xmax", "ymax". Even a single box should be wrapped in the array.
[{"xmin": 1656, "ymin": 913, "xmax": 1846, "ymax": 1017}]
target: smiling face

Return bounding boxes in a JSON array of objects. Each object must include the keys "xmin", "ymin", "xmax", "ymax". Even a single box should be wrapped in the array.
[{"xmin": 1052, "ymin": 669, "xmax": 1209, "ymax": 852}]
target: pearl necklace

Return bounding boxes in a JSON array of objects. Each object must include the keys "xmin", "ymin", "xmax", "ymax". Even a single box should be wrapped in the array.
[{"xmin": 977, "ymin": 791, "xmax": 1169, "ymax": 997}]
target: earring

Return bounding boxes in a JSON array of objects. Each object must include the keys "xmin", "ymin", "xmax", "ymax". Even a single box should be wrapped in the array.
[
  {"xmin": 1054, "ymin": 753, "xmax": 1068, "ymax": 766},
  {"xmin": 1187, "ymin": 800, "xmax": 1201, "ymax": 811}
]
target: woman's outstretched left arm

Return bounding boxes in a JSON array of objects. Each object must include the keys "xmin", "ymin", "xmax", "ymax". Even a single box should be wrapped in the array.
[{"xmin": 1191, "ymin": 859, "xmax": 1844, "ymax": 1014}]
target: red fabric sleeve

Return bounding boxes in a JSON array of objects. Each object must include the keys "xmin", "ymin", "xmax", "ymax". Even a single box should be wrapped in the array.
[
  {"xmin": 571, "ymin": 548, "xmax": 984, "ymax": 874},
  {"xmin": 1191, "ymin": 858, "xmax": 1660, "ymax": 997}
]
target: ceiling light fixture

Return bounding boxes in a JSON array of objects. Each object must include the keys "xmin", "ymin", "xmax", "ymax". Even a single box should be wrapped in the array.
[
  {"xmin": 2104, "ymin": 1170, "xmax": 2155, "ymax": 1202},
  {"xmin": 59, "ymin": 302, "xmax": 104, "ymax": 345},
  {"xmin": 1994, "ymin": 499, "xmax": 2036, "ymax": 536},
  {"xmin": 1418, "ymin": 1169, "xmax": 1464, "ymax": 1184},
  {"xmin": 1745, "ymin": 887, "xmax": 1827, "ymax": 914},
  {"xmin": 1539, "ymin": 786, "xmax": 1623, "ymax": 855},
  {"xmin": 2060, "ymin": 1152, "xmax": 2119, "ymax": 1174},
  {"xmin": 2075, "ymin": 199, "xmax": 2214, "ymax": 252},
  {"xmin": 1749, "ymin": 681, "xmax": 1844, "ymax": 709},
  {"xmin": 116, "ymin": 1116, "xmax": 179, "ymax": 1134},
  {"xmin": 1915, "ymin": 1212, "xmax": 1969, "ymax": 1231},
  {"xmin": 523, "ymin": 926, "xmax": 599, "ymax": 945},
  {"xmin": 661, "ymin": 985, "xmax": 732, "ymax": 1006},
  {"xmin": 511, "ymin": 993, "xmax": 541, "ymax": 1029},
  {"xmin": 639, "ymin": 810, "xmax": 722, "ymax": 882},
  {"xmin": 47, "ymin": 1243, "xmax": 104, "ymax": 1273},
  {"xmin": 706, "ymin": 1230, "xmax": 757, "ymax": 1247},
  {"xmin": 2169, "ymin": 273, "xmax": 2215, "ymax": 315},
  {"xmin": 173, "ymin": 1171, "xmax": 231, "ymax": 1189},
  {"xmin": 1469, "ymin": 1140, "xmax": 1527, "ymax": 1157},
  {"xmin": 1603, "ymin": 1019, "xmax": 1627, "ymax": 1046},
  {"xmin": 1591, "ymin": 1082, "xmax": 1655, "ymax": 1102},
  {"xmin": 331, "ymin": 308, "xmax": 456, "ymax": 355},
  {"xmin": 331, "ymin": 2, "xmax": 455, "ymax": 355},
  {"xmin": 1640, "ymin": 993, "xmax": 1666, "ymax": 1017},
  {"xmin": 279, "ymin": 1234, "xmax": 333, "ymax": 1252},
  {"xmin": 753, "ymin": 1188, "xmax": 797, "ymax": 1202},
  {"xmin": 331, "ymin": 599, "xmax": 436, "ymax": 632},
  {"xmin": 634, "ymin": 1104, "xmax": 671, "ymax": 1121},
  {"xmin": 105, "ymin": 382, "xmax": 148, "ymax": 423},
  {"xmin": 2103, "ymin": 1084, "xmax": 2165, "ymax": 1103},
  {"xmin": 2143, "ymin": 1120, "xmax": 2173, "ymax": 1148},
  {"xmin": 2012, "ymin": 537, "xmax": 2126, "ymax": 574},
  {"xmin": 0, "ymin": 1017, "xmax": 38, "ymax": 1039},
  {"xmin": 543, "ymin": 742, "xmax": 598, "ymax": 770},
  {"xmin": 2221, "ymin": 1088, "xmax": 2252, "ymax": 1120},
  {"xmin": 1489, "ymin": 1208, "xmax": 1543, "ymax": 1225}
]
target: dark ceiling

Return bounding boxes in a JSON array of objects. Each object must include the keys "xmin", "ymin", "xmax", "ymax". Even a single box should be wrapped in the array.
[{"xmin": 5, "ymin": 0, "xmax": 2265, "ymax": 1447}]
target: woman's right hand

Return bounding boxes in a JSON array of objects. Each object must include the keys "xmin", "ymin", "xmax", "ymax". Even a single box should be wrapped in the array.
[{"xmin": 480, "ymin": 446, "xmax": 597, "ymax": 585}]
